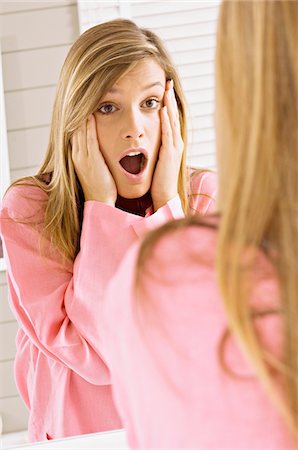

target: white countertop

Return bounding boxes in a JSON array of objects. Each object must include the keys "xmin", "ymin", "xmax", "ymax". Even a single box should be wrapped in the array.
[{"xmin": 4, "ymin": 429, "xmax": 129, "ymax": 450}]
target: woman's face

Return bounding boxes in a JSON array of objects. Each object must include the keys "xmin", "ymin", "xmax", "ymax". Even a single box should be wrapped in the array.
[{"xmin": 94, "ymin": 58, "xmax": 166, "ymax": 199}]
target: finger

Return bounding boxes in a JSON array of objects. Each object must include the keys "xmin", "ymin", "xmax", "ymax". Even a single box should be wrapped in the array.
[
  {"xmin": 164, "ymin": 81, "xmax": 179, "ymax": 122},
  {"xmin": 165, "ymin": 80, "xmax": 179, "ymax": 119},
  {"xmin": 161, "ymin": 105, "xmax": 173, "ymax": 151},
  {"xmin": 87, "ymin": 114, "xmax": 111, "ymax": 167},
  {"xmin": 86, "ymin": 114, "xmax": 99, "ymax": 159},
  {"xmin": 77, "ymin": 119, "xmax": 88, "ymax": 156},
  {"xmin": 71, "ymin": 131, "xmax": 84, "ymax": 175},
  {"xmin": 169, "ymin": 80, "xmax": 180, "ymax": 119},
  {"xmin": 164, "ymin": 85, "xmax": 181, "ymax": 148}
]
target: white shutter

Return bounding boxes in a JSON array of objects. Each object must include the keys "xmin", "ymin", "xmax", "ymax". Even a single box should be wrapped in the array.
[
  {"xmin": 77, "ymin": 0, "xmax": 220, "ymax": 169},
  {"xmin": 0, "ymin": 43, "xmax": 9, "ymax": 269},
  {"xmin": 0, "ymin": 44, "xmax": 10, "ymax": 204}
]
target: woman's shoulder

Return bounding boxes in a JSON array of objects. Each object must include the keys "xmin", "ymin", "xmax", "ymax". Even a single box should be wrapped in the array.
[
  {"xmin": 142, "ymin": 217, "xmax": 218, "ymax": 284},
  {"xmin": 0, "ymin": 179, "xmax": 48, "ymax": 221}
]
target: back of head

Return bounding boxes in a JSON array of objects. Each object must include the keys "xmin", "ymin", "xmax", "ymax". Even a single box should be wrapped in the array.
[
  {"xmin": 216, "ymin": 0, "xmax": 298, "ymax": 437},
  {"xmin": 216, "ymin": 1, "xmax": 298, "ymax": 228}
]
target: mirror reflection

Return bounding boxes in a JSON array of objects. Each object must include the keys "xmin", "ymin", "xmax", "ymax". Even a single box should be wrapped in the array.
[
  {"xmin": 0, "ymin": 1, "xmax": 219, "ymax": 447},
  {"xmin": 1, "ymin": 0, "xmax": 297, "ymax": 449}
]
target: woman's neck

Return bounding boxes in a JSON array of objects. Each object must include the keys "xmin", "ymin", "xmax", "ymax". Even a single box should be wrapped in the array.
[{"xmin": 115, "ymin": 191, "xmax": 152, "ymax": 217}]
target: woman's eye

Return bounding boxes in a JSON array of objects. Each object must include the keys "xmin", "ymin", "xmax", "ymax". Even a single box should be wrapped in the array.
[
  {"xmin": 143, "ymin": 98, "xmax": 160, "ymax": 109},
  {"xmin": 98, "ymin": 104, "xmax": 116, "ymax": 114}
]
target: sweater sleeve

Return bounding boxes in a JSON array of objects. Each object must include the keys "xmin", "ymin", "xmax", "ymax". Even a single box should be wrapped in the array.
[
  {"xmin": 68, "ymin": 194, "xmax": 186, "ymax": 344},
  {"xmin": 131, "ymin": 195, "xmax": 184, "ymax": 238},
  {"xmin": 0, "ymin": 185, "xmax": 121, "ymax": 384},
  {"xmin": 0, "ymin": 185, "xmax": 187, "ymax": 386},
  {"xmin": 188, "ymin": 169, "xmax": 217, "ymax": 215}
]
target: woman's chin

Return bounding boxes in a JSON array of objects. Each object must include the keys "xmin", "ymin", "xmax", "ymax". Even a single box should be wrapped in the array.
[{"xmin": 117, "ymin": 184, "xmax": 150, "ymax": 200}]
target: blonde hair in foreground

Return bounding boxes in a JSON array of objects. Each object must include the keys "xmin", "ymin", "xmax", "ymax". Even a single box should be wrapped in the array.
[
  {"xmin": 137, "ymin": 0, "xmax": 298, "ymax": 441},
  {"xmin": 217, "ymin": 0, "xmax": 298, "ymax": 438},
  {"xmin": 11, "ymin": 19, "xmax": 189, "ymax": 261}
]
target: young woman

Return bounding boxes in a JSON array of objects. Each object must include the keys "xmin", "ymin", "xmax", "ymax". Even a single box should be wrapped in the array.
[
  {"xmin": 100, "ymin": 2, "xmax": 298, "ymax": 449},
  {"xmin": 0, "ymin": 19, "xmax": 216, "ymax": 442}
]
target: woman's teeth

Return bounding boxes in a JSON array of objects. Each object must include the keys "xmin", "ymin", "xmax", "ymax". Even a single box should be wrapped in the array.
[{"xmin": 127, "ymin": 152, "xmax": 141, "ymax": 156}]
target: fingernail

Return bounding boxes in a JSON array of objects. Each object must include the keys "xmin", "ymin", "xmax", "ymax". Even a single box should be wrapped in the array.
[
  {"xmin": 88, "ymin": 114, "xmax": 93, "ymax": 120},
  {"xmin": 163, "ymin": 105, "xmax": 167, "ymax": 114},
  {"xmin": 169, "ymin": 79, "xmax": 174, "ymax": 89}
]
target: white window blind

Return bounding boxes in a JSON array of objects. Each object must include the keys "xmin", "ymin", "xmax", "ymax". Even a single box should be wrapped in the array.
[
  {"xmin": 0, "ymin": 43, "xmax": 10, "ymax": 203},
  {"xmin": 0, "ymin": 43, "xmax": 10, "ymax": 269},
  {"xmin": 77, "ymin": 0, "xmax": 220, "ymax": 170}
]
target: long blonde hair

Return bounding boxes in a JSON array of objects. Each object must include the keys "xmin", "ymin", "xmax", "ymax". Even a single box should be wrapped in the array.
[
  {"xmin": 216, "ymin": 0, "xmax": 298, "ymax": 436},
  {"xmin": 137, "ymin": 0, "xmax": 298, "ymax": 439},
  {"xmin": 11, "ymin": 19, "xmax": 189, "ymax": 261}
]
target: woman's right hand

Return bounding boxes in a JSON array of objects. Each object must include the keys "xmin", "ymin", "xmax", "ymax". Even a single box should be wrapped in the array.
[{"xmin": 72, "ymin": 114, "xmax": 117, "ymax": 206}]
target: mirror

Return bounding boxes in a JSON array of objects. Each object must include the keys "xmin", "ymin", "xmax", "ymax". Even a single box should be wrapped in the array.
[{"xmin": 0, "ymin": 1, "xmax": 219, "ymax": 447}]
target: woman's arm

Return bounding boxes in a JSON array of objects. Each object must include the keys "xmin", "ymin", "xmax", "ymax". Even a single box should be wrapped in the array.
[
  {"xmin": 0, "ymin": 183, "xmax": 188, "ymax": 384},
  {"xmin": 188, "ymin": 169, "xmax": 218, "ymax": 215},
  {"xmin": 0, "ymin": 184, "xmax": 138, "ymax": 384}
]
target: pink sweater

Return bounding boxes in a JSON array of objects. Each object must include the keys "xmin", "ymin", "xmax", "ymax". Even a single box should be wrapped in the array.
[
  {"xmin": 0, "ymin": 169, "xmax": 216, "ymax": 442},
  {"xmin": 102, "ymin": 221, "xmax": 295, "ymax": 449}
]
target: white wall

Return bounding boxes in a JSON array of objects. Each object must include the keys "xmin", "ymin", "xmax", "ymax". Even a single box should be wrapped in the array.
[{"xmin": 0, "ymin": 0, "xmax": 79, "ymax": 434}]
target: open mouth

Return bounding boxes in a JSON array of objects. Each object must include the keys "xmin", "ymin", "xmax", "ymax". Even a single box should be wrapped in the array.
[{"xmin": 119, "ymin": 152, "xmax": 147, "ymax": 175}]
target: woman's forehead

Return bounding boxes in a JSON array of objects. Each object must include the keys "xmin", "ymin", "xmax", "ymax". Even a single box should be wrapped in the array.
[{"xmin": 107, "ymin": 59, "xmax": 166, "ymax": 94}]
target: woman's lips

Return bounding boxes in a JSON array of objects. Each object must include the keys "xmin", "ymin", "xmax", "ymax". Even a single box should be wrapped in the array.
[
  {"xmin": 119, "ymin": 153, "xmax": 145, "ymax": 174},
  {"xmin": 118, "ymin": 148, "xmax": 148, "ymax": 180}
]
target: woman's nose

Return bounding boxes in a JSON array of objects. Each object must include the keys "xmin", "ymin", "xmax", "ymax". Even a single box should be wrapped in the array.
[{"xmin": 121, "ymin": 109, "xmax": 144, "ymax": 140}]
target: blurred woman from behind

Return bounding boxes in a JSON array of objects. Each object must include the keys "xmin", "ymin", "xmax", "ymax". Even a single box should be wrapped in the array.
[{"xmin": 101, "ymin": 2, "xmax": 298, "ymax": 448}]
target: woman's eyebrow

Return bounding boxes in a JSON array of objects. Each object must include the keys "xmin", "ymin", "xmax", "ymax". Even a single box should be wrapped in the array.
[{"xmin": 107, "ymin": 81, "xmax": 164, "ymax": 94}]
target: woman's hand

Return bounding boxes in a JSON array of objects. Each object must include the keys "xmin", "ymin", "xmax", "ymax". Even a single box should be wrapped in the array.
[
  {"xmin": 72, "ymin": 114, "xmax": 117, "ymax": 206},
  {"xmin": 151, "ymin": 80, "xmax": 184, "ymax": 212}
]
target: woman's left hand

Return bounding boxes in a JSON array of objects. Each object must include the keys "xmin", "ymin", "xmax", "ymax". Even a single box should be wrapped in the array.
[{"xmin": 151, "ymin": 79, "xmax": 184, "ymax": 212}]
